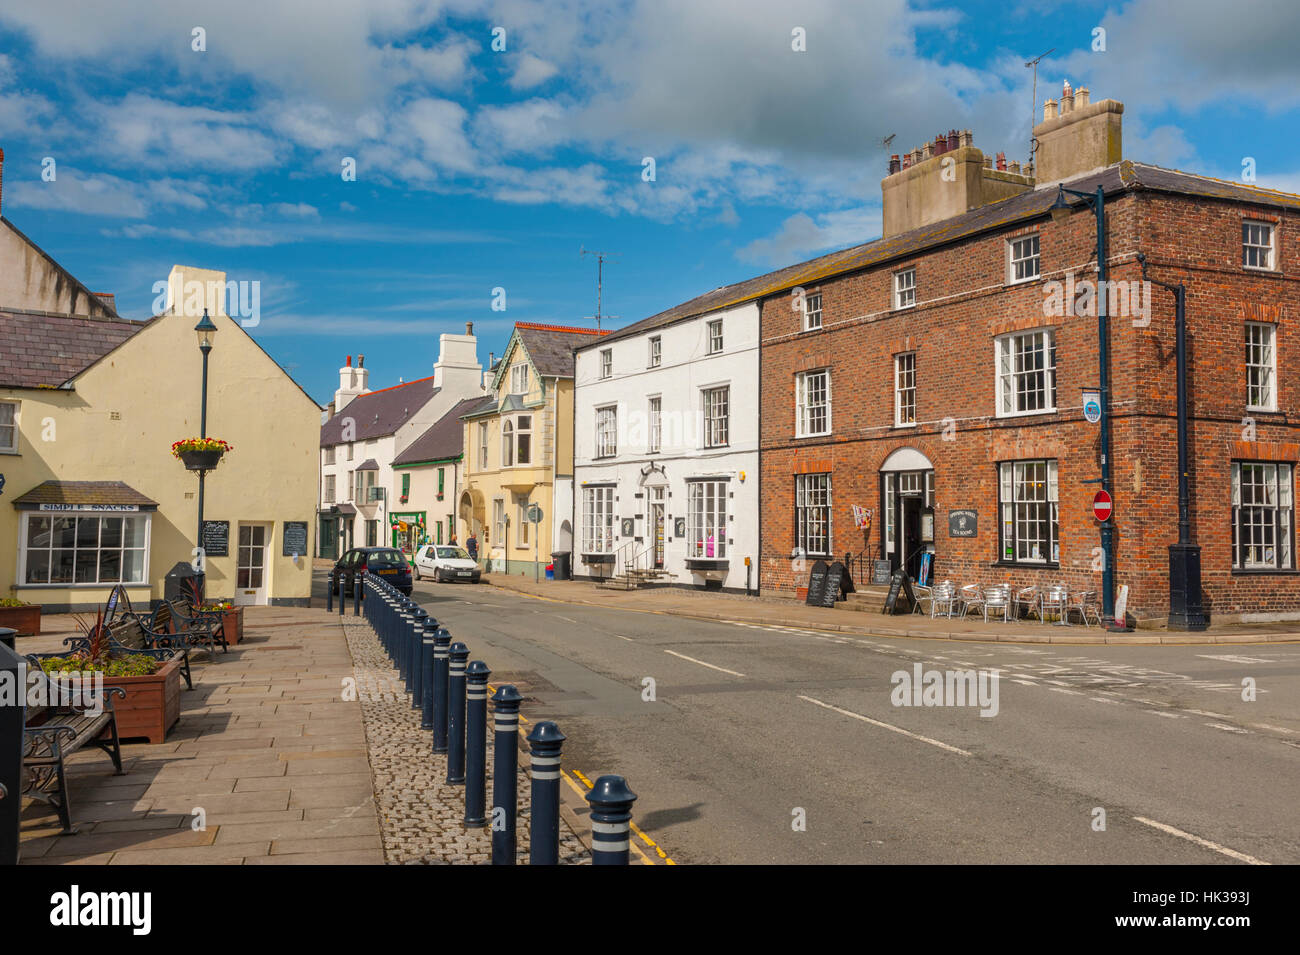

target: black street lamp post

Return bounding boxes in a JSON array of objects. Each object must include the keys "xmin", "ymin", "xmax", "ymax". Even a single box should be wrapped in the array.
[
  {"xmin": 195, "ymin": 310, "xmax": 218, "ymax": 550},
  {"xmin": 1050, "ymin": 184, "xmax": 1118, "ymax": 626},
  {"xmin": 1139, "ymin": 254, "xmax": 1209, "ymax": 630}
]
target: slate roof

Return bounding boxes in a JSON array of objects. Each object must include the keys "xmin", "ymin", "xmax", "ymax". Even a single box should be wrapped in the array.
[
  {"xmin": 12, "ymin": 480, "xmax": 158, "ymax": 509},
  {"xmin": 320, "ymin": 376, "xmax": 439, "ymax": 447},
  {"xmin": 393, "ymin": 396, "xmax": 483, "ymax": 466},
  {"xmin": 458, "ymin": 395, "xmax": 498, "ymax": 421},
  {"xmin": 514, "ymin": 323, "xmax": 609, "ymax": 378},
  {"xmin": 355, "ymin": 458, "xmax": 379, "ymax": 471},
  {"xmin": 0, "ymin": 308, "xmax": 151, "ymax": 388},
  {"xmin": 581, "ymin": 160, "xmax": 1300, "ymax": 349}
]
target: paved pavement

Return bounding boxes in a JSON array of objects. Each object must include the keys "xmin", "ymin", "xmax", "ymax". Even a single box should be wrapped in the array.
[
  {"xmin": 397, "ymin": 572, "xmax": 1300, "ymax": 865},
  {"xmin": 19, "ymin": 607, "xmax": 384, "ymax": 864}
]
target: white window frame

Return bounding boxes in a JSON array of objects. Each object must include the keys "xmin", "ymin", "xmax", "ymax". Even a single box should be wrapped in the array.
[
  {"xmin": 996, "ymin": 329, "xmax": 1056, "ymax": 417},
  {"xmin": 802, "ymin": 292, "xmax": 823, "ymax": 331},
  {"xmin": 894, "ymin": 268, "xmax": 916, "ymax": 310},
  {"xmin": 796, "ymin": 369, "xmax": 831, "ymax": 437},
  {"xmin": 648, "ymin": 396, "xmax": 662, "ymax": 454},
  {"xmin": 1233, "ymin": 461, "xmax": 1294, "ymax": 570},
  {"xmin": 510, "ymin": 363, "xmax": 530, "ymax": 395},
  {"xmin": 600, "ymin": 349, "xmax": 613, "ymax": 379},
  {"xmin": 1243, "ymin": 221, "xmax": 1275, "ymax": 271},
  {"xmin": 1246, "ymin": 322, "xmax": 1278, "ymax": 412},
  {"xmin": 1008, "ymin": 235, "xmax": 1041, "ymax": 284},
  {"xmin": 324, "ymin": 474, "xmax": 336, "ymax": 504},
  {"xmin": 516, "ymin": 503, "xmax": 531, "ymax": 547},
  {"xmin": 595, "ymin": 405, "xmax": 617, "ymax": 459},
  {"xmin": 0, "ymin": 400, "xmax": 17, "ymax": 453},
  {"xmin": 323, "ymin": 445, "xmax": 335, "ymax": 466},
  {"xmin": 478, "ymin": 422, "xmax": 489, "ymax": 471},
  {"xmin": 702, "ymin": 386, "xmax": 729, "ymax": 449},
  {"xmin": 515, "ymin": 414, "xmax": 533, "ymax": 466},
  {"xmin": 648, "ymin": 336, "xmax": 662, "ymax": 368},
  {"xmin": 687, "ymin": 480, "xmax": 727, "ymax": 559},
  {"xmin": 582, "ymin": 486, "xmax": 615, "ymax": 554},
  {"xmin": 19, "ymin": 510, "xmax": 152, "ymax": 587},
  {"xmin": 707, "ymin": 318, "xmax": 723, "ymax": 354},
  {"xmin": 501, "ymin": 419, "xmax": 515, "ymax": 468},
  {"xmin": 894, "ymin": 353, "xmax": 917, "ymax": 426},
  {"xmin": 794, "ymin": 473, "xmax": 832, "ymax": 558},
  {"xmin": 493, "ymin": 498, "xmax": 505, "ymax": 545},
  {"xmin": 998, "ymin": 460, "xmax": 1060, "ymax": 565}
]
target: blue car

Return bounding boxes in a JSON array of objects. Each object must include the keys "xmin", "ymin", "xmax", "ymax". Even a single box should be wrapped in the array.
[{"xmin": 332, "ymin": 546, "xmax": 412, "ymax": 597}]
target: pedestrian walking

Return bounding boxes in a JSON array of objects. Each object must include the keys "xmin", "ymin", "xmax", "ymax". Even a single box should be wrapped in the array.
[{"xmin": 466, "ymin": 531, "xmax": 478, "ymax": 561}]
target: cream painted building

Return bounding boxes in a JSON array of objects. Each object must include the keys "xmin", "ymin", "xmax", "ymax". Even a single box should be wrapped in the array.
[
  {"xmin": 458, "ymin": 323, "xmax": 605, "ymax": 576},
  {"xmin": 0, "ymin": 236, "xmax": 321, "ymax": 610}
]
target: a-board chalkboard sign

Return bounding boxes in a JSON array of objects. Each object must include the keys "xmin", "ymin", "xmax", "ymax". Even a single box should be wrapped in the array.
[
  {"xmin": 201, "ymin": 521, "xmax": 230, "ymax": 557},
  {"xmin": 804, "ymin": 559, "xmax": 830, "ymax": 606},
  {"xmin": 872, "ymin": 559, "xmax": 892, "ymax": 585},
  {"xmin": 818, "ymin": 561, "xmax": 846, "ymax": 608},
  {"xmin": 283, "ymin": 521, "xmax": 309, "ymax": 557},
  {"xmin": 882, "ymin": 569, "xmax": 918, "ymax": 614}
]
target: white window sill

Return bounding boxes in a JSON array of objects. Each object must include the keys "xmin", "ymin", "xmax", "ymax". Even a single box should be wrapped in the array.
[
  {"xmin": 894, "ymin": 303, "xmax": 916, "ymax": 311},
  {"xmin": 1242, "ymin": 265, "xmax": 1277, "ymax": 273},
  {"xmin": 893, "ymin": 422, "xmax": 918, "ymax": 429},
  {"xmin": 995, "ymin": 408, "xmax": 1058, "ymax": 420},
  {"xmin": 795, "ymin": 431, "xmax": 831, "ymax": 439},
  {"xmin": 1006, "ymin": 274, "xmax": 1040, "ymax": 286},
  {"xmin": 1247, "ymin": 405, "xmax": 1279, "ymax": 413}
]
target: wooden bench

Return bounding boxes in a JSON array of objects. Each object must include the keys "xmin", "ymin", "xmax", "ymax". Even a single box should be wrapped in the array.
[
  {"xmin": 163, "ymin": 598, "xmax": 228, "ymax": 655},
  {"xmin": 22, "ymin": 655, "xmax": 126, "ymax": 834}
]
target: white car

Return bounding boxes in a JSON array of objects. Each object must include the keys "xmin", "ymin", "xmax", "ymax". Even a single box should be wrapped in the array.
[{"xmin": 413, "ymin": 544, "xmax": 482, "ymax": 583}]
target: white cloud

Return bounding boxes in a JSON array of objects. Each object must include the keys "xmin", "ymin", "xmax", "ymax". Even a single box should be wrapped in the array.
[
  {"xmin": 509, "ymin": 53, "xmax": 558, "ymax": 90},
  {"xmin": 737, "ymin": 206, "xmax": 881, "ymax": 267}
]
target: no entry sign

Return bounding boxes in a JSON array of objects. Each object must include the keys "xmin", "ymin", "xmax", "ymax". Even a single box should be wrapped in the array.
[{"xmin": 1093, "ymin": 490, "xmax": 1113, "ymax": 522}]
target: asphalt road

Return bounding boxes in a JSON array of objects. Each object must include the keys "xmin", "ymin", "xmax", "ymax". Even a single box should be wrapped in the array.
[{"xmin": 323, "ymin": 572, "xmax": 1300, "ymax": 865}]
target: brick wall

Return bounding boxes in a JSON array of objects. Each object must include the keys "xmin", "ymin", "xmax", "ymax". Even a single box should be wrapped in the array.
[{"xmin": 758, "ymin": 188, "xmax": 1300, "ymax": 621}]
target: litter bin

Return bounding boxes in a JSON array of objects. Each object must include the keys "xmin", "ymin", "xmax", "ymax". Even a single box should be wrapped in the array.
[
  {"xmin": 551, "ymin": 551, "xmax": 572, "ymax": 581},
  {"xmin": 164, "ymin": 561, "xmax": 205, "ymax": 605}
]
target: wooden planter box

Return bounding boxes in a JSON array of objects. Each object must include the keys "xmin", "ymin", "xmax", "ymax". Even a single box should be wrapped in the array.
[
  {"xmin": 221, "ymin": 607, "xmax": 243, "ymax": 646},
  {"xmin": 103, "ymin": 656, "xmax": 182, "ymax": 744},
  {"xmin": 0, "ymin": 604, "xmax": 41, "ymax": 635}
]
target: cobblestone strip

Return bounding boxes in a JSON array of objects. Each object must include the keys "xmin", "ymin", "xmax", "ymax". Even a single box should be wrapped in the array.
[{"xmin": 342, "ymin": 618, "xmax": 589, "ymax": 864}]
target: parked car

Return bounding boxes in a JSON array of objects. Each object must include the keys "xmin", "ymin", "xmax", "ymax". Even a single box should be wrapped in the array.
[
  {"xmin": 414, "ymin": 544, "xmax": 481, "ymax": 583},
  {"xmin": 332, "ymin": 546, "xmax": 412, "ymax": 596}
]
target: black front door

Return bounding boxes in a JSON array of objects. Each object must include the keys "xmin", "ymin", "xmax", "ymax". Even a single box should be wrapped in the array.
[{"xmin": 901, "ymin": 497, "xmax": 924, "ymax": 579}]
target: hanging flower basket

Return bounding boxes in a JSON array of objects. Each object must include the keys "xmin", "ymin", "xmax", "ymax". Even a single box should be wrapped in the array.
[{"xmin": 172, "ymin": 437, "xmax": 233, "ymax": 471}]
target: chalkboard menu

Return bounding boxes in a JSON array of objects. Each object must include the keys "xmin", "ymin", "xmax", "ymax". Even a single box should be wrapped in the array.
[
  {"xmin": 949, "ymin": 509, "xmax": 978, "ymax": 537},
  {"xmin": 283, "ymin": 521, "xmax": 309, "ymax": 557},
  {"xmin": 804, "ymin": 559, "xmax": 830, "ymax": 606},
  {"xmin": 872, "ymin": 560, "xmax": 892, "ymax": 585},
  {"xmin": 882, "ymin": 569, "xmax": 918, "ymax": 615},
  {"xmin": 201, "ymin": 520, "xmax": 230, "ymax": 557}
]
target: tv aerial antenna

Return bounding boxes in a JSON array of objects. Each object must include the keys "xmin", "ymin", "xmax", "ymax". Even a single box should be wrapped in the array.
[
  {"xmin": 1025, "ymin": 47, "xmax": 1055, "ymax": 167},
  {"xmin": 580, "ymin": 246, "xmax": 620, "ymax": 331}
]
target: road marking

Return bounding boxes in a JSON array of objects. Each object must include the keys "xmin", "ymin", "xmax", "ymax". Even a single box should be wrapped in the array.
[
  {"xmin": 663, "ymin": 649, "xmax": 745, "ymax": 677},
  {"xmin": 1090, "ymin": 696, "xmax": 1121, "ymax": 705},
  {"xmin": 1049, "ymin": 687, "xmax": 1082, "ymax": 696},
  {"xmin": 1249, "ymin": 723, "xmax": 1297, "ymax": 735},
  {"xmin": 1205, "ymin": 722, "xmax": 1249, "ymax": 735},
  {"xmin": 614, "ymin": 634, "xmax": 634, "ymax": 641},
  {"xmin": 1133, "ymin": 816, "xmax": 1269, "ymax": 865},
  {"xmin": 1190, "ymin": 649, "xmax": 1274, "ymax": 665},
  {"xmin": 1183, "ymin": 708, "xmax": 1230, "ymax": 719},
  {"xmin": 798, "ymin": 695, "xmax": 972, "ymax": 757},
  {"xmin": 1149, "ymin": 711, "xmax": 1183, "ymax": 719}
]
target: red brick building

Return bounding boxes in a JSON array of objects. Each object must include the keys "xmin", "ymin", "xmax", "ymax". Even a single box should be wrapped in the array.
[{"xmin": 751, "ymin": 88, "xmax": 1300, "ymax": 624}]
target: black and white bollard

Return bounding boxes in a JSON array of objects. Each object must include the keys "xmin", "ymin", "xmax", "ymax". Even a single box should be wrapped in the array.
[
  {"xmin": 586, "ymin": 775, "xmax": 638, "ymax": 865},
  {"xmin": 338, "ymin": 573, "xmax": 345, "ymax": 617},
  {"xmin": 526, "ymin": 721, "xmax": 566, "ymax": 865},
  {"xmin": 490, "ymin": 684, "xmax": 523, "ymax": 864},
  {"xmin": 446, "ymin": 642, "xmax": 469, "ymax": 784},
  {"xmin": 420, "ymin": 618, "xmax": 437, "ymax": 730},
  {"xmin": 410, "ymin": 607, "xmax": 427, "ymax": 708},
  {"xmin": 432, "ymin": 628, "xmax": 452, "ymax": 753},
  {"xmin": 464, "ymin": 660, "xmax": 491, "ymax": 828}
]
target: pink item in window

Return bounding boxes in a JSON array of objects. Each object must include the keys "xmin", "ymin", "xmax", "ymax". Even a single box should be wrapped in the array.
[{"xmin": 706, "ymin": 534, "xmax": 715, "ymax": 558}]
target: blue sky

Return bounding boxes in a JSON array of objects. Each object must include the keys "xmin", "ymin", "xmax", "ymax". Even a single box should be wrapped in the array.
[{"xmin": 2, "ymin": 0, "xmax": 1298, "ymax": 405}]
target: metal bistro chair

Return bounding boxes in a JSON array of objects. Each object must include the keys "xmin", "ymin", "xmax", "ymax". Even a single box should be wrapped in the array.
[
  {"xmin": 920, "ymin": 580, "xmax": 961, "ymax": 618},
  {"xmin": 1070, "ymin": 590, "xmax": 1103, "ymax": 628},
  {"xmin": 983, "ymin": 584, "xmax": 1013, "ymax": 623},
  {"xmin": 1041, "ymin": 584, "xmax": 1071, "ymax": 626},
  {"xmin": 1015, "ymin": 585, "xmax": 1042, "ymax": 622},
  {"xmin": 959, "ymin": 584, "xmax": 985, "ymax": 620}
]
